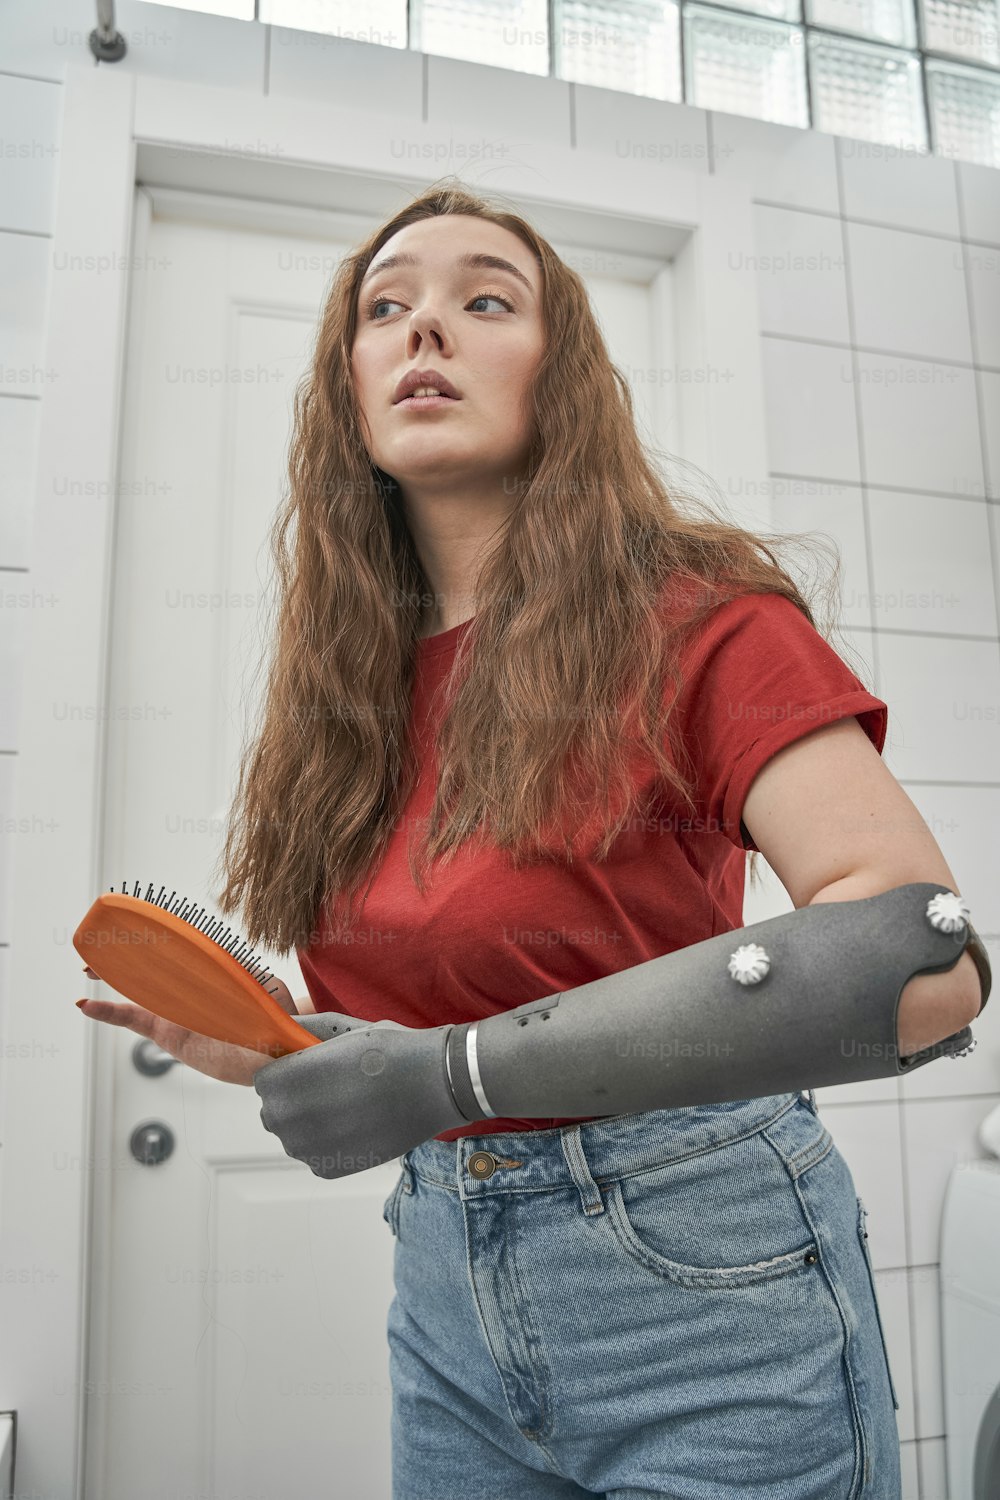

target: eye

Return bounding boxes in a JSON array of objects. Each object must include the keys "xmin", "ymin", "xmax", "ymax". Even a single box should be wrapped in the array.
[
  {"xmin": 365, "ymin": 297, "xmax": 399, "ymax": 321},
  {"xmin": 363, "ymin": 290, "xmax": 515, "ymax": 320},
  {"xmin": 467, "ymin": 292, "xmax": 515, "ymax": 314}
]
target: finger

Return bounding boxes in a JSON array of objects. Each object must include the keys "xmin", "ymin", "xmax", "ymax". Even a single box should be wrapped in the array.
[
  {"xmin": 76, "ymin": 999, "xmax": 158, "ymax": 1039},
  {"xmin": 262, "ymin": 978, "xmax": 295, "ymax": 1015}
]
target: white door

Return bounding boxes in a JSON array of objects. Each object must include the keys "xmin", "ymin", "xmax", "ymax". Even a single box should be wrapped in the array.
[{"xmin": 88, "ymin": 190, "xmax": 676, "ymax": 1500}]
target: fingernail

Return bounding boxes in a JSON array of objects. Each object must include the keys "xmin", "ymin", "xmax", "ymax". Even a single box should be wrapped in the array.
[{"xmin": 76, "ymin": 1000, "xmax": 88, "ymax": 1010}]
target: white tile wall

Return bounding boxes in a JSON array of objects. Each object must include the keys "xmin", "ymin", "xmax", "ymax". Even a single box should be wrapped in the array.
[
  {"xmin": 865, "ymin": 489, "xmax": 996, "ymax": 634},
  {"xmin": 0, "ymin": 74, "xmax": 63, "ymax": 234},
  {"xmin": 769, "ymin": 479, "xmax": 870, "ymax": 628},
  {"xmin": 980, "ymin": 368, "xmax": 1000, "ymax": 497},
  {"xmin": 268, "ymin": 27, "xmax": 421, "ymax": 112},
  {"xmin": 751, "ymin": 203, "xmax": 851, "ymax": 343},
  {"xmin": 918, "ymin": 1437, "xmax": 949, "ymax": 1500},
  {"xmin": 112, "ymin": 0, "xmax": 268, "ymax": 90},
  {"xmin": 0, "ymin": 0, "xmax": 87, "ymax": 82},
  {"xmin": 856, "ymin": 352, "xmax": 984, "ymax": 499},
  {"xmin": 846, "ymin": 221, "xmax": 973, "ymax": 365},
  {"xmin": 0, "ymin": 400, "xmax": 38, "ymax": 568},
  {"xmin": 760, "ymin": 337, "xmax": 863, "ymax": 481},
  {"xmin": 959, "ymin": 159, "xmax": 1000, "ymax": 245},
  {"xmin": 1, "ymin": 233, "xmax": 57, "ymax": 399},
  {"xmin": 427, "ymin": 52, "xmax": 571, "ymax": 145},
  {"xmin": 574, "ymin": 83, "xmax": 711, "ymax": 171},
  {"xmin": 711, "ymin": 108, "xmax": 840, "ymax": 212},
  {"xmin": 1, "ymin": 5, "xmax": 998, "ymax": 1495},
  {"xmin": 837, "ymin": 139, "xmax": 962, "ymax": 237},
  {"xmin": 965, "ymin": 239, "xmax": 1000, "ymax": 369},
  {"xmin": 876, "ymin": 630, "xmax": 1000, "ymax": 781}
]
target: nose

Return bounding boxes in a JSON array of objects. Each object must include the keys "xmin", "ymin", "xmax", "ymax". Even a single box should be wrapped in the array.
[{"xmin": 405, "ymin": 307, "xmax": 446, "ymax": 355}]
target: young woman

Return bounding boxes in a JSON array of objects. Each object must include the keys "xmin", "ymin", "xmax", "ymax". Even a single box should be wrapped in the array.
[{"xmin": 81, "ymin": 181, "xmax": 981, "ymax": 1498}]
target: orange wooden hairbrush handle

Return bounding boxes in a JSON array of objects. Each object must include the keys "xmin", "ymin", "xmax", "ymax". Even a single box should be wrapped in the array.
[{"xmin": 73, "ymin": 892, "xmax": 321, "ymax": 1056}]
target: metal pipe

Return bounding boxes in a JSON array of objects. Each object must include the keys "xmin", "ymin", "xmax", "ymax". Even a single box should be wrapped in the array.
[{"xmin": 90, "ymin": 0, "xmax": 127, "ymax": 62}]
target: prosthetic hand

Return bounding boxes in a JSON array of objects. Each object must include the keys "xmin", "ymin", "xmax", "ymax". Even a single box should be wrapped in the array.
[
  {"xmin": 253, "ymin": 883, "xmax": 991, "ymax": 1179},
  {"xmin": 254, "ymin": 1008, "xmax": 466, "ymax": 1177}
]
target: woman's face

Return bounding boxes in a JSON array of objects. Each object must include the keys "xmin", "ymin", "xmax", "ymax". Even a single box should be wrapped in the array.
[{"xmin": 351, "ymin": 215, "xmax": 545, "ymax": 505}]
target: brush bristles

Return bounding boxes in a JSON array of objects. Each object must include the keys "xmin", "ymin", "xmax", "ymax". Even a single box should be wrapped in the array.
[{"xmin": 112, "ymin": 880, "xmax": 274, "ymax": 988}]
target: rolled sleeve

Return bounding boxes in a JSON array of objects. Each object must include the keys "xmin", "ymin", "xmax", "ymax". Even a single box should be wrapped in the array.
[{"xmin": 673, "ymin": 591, "xmax": 888, "ymax": 851}]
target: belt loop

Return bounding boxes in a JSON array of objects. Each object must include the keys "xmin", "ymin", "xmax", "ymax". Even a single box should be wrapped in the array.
[
  {"xmin": 802, "ymin": 1088, "xmax": 819, "ymax": 1116},
  {"xmin": 399, "ymin": 1151, "xmax": 415, "ymax": 1193},
  {"xmin": 560, "ymin": 1125, "xmax": 605, "ymax": 1216}
]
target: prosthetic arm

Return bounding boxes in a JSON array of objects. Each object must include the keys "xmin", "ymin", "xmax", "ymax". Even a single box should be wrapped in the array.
[
  {"xmin": 254, "ymin": 882, "xmax": 992, "ymax": 1179},
  {"xmin": 443, "ymin": 882, "xmax": 992, "ymax": 1122}
]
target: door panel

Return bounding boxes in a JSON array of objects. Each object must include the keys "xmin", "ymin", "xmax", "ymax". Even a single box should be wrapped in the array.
[{"xmin": 97, "ymin": 201, "xmax": 674, "ymax": 1499}]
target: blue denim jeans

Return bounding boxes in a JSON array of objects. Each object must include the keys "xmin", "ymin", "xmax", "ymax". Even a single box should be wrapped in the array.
[{"xmin": 381, "ymin": 1090, "xmax": 902, "ymax": 1499}]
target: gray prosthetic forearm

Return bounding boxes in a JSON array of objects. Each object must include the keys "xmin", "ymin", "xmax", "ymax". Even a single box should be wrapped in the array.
[{"xmin": 443, "ymin": 883, "xmax": 992, "ymax": 1122}]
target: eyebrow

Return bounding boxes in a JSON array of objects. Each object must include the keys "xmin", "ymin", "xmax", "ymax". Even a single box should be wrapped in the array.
[{"xmin": 359, "ymin": 250, "xmax": 536, "ymax": 297}]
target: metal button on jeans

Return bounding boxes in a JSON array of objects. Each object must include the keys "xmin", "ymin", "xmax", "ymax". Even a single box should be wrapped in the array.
[{"xmin": 468, "ymin": 1151, "xmax": 498, "ymax": 1179}]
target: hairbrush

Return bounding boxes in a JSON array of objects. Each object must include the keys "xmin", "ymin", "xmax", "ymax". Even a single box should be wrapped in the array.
[{"xmin": 73, "ymin": 882, "xmax": 320, "ymax": 1056}]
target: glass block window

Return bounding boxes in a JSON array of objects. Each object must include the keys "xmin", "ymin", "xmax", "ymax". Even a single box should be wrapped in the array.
[
  {"xmin": 692, "ymin": 0, "xmax": 802, "ymax": 18},
  {"xmin": 410, "ymin": 0, "xmax": 550, "ymax": 73},
  {"xmin": 927, "ymin": 54, "xmax": 1000, "ymax": 158},
  {"xmin": 920, "ymin": 0, "xmax": 1000, "ymax": 66},
  {"xmin": 809, "ymin": 29, "xmax": 928, "ymax": 146},
  {"xmin": 153, "ymin": 0, "xmax": 254, "ymax": 15},
  {"xmin": 806, "ymin": 0, "xmax": 917, "ymax": 48},
  {"xmin": 260, "ymin": 0, "xmax": 408, "ymax": 47},
  {"xmin": 683, "ymin": 4, "xmax": 809, "ymax": 124},
  {"xmin": 137, "ymin": 0, "xmax": 1000, "ymax": 167},
  {"xmin": 555, "ymin": 0, "xmax": 682, "ymax": 102}
]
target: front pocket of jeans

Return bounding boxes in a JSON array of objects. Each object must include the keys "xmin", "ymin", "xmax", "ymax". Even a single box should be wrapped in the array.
[
  {"xmin": 856, "ymin": 1195, "xmax": 900, "ymax": 1410},
  {"xmin": 382, "ymin": 1171, "xmax": 405, "ymax": 1238},
  {"xmin": 604, "ymin": 1176, "xmax": 820, "ymax": 1289}
]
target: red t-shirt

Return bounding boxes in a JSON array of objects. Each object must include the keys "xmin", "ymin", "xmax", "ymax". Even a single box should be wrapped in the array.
[{"xmin": 297, "ymin": 589, "xmax": 888, "ymax": 1141}]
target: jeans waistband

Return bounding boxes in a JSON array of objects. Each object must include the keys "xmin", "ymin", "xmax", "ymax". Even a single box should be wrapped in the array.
[{"xmin": 401, "ymin": 1091, "xmax": 812, "ymax": 1198}]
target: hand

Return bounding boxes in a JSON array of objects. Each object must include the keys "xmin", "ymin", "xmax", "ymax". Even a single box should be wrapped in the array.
[
  {"xmin": 76, "ymin": 969, "xmax": 300, "ymax": 1087},
  {"xmin": 252, "ymin": 1019, "xmax": 469, "ymax": 1178}
]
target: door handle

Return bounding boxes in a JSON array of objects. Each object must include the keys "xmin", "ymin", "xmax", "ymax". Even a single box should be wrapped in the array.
[
  {"xmin": 129, "ymin": 1121, "xmax": 175, "ymax": 1166},
  {"xmin": 132, "ymin": 1038, "xmax": 179, "ymax": 1077}
]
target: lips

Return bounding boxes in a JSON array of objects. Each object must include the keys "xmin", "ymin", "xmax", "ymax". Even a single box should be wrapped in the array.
[{"xmin": 393, "ymin": 369, "xmax": 462, "ymax": 403}]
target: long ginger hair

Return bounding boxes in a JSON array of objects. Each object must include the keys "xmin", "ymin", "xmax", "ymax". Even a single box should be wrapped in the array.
[{"xmin": 211, "ymin": 179, "xmax": 865, "ymax": 957}]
